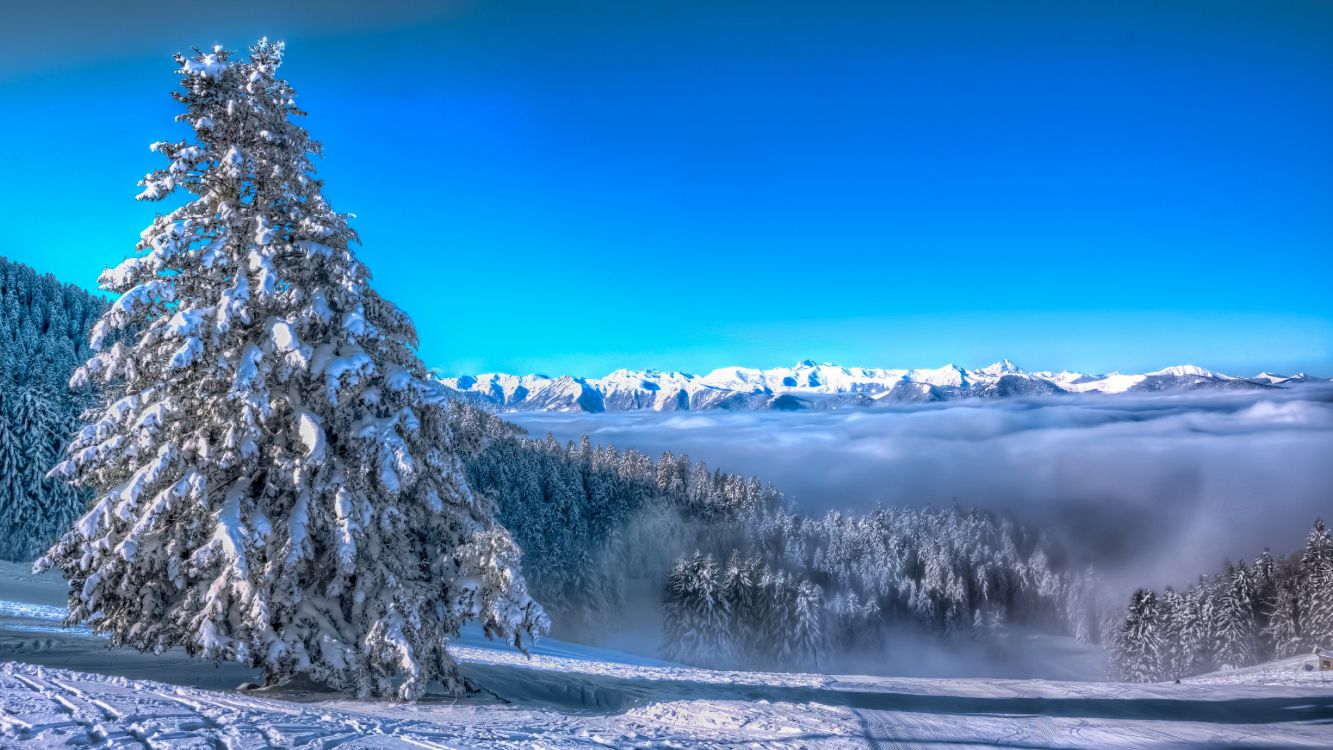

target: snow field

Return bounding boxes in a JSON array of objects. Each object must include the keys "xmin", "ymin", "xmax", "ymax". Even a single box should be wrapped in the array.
[{"xmin": 4, "ymin": 566, "xmax": 1333, "ymax": 748}]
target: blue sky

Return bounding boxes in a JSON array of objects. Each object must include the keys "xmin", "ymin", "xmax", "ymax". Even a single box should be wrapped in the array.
[{"xmin": 2, "ymin": 1, "xmax": 1330, "ymax": 376}]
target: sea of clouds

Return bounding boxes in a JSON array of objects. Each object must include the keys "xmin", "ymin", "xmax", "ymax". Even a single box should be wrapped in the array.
[{"xmin": 510, "ymin": 383, "xmax": 1333, "ymax": 589}]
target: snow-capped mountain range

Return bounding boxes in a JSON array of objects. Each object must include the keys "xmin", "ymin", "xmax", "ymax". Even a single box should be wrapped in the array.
[{"xmin": 436, "ymin": 360, "xmax": 1324, "ymax": 413}]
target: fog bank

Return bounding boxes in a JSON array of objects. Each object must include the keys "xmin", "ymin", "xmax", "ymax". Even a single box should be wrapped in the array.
[{"xmin": 510, "ymin": 384, "xmax": 1333, "ymax": 589}]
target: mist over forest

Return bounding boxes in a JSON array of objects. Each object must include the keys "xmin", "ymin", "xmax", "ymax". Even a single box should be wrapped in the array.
[{"xmin": 511, "ymin": 385, "xmax": 1333, "ymax": 592}]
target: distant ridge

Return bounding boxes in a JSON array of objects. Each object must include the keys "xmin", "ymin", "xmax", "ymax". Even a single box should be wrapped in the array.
[{"xmin": 436, "ymin": 360, "xmax": 1327, "ymax": 413}]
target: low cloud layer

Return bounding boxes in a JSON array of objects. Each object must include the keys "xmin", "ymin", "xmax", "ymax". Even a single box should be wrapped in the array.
[{"xmin": 511, "ymin": 385, "xmax": 1333, "ymax": 590}]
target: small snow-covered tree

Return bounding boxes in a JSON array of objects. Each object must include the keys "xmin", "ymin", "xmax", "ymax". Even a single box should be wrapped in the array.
[
  {"xmin": 1214, "ymin": 566, "xmax": 1257, "ymax": 669},
  {"xmin": 1177, "ymin": 582, "xmax": 1216, "ymax": 676},
  {"xmin": 663, "ymin": 552, "xmax": 733, "ymax": 663},
  {"xmin": 1266, "ymin": 578, "xmax": 1304, "ymax": 659},
  {"xmin": 687, "ymin": 552, "xmax": 733, "ymax": 658},
  {"xmin": 1111, "ymin": 589, "xmax": 1165, "ymax": 682},
  {"xmin": 1298, "ymin": 519, "xmax": 1333, "ymax": 647},
  {"xmin": 1156, "ymin": 588, "xmax": 1188, "ymax": 679},
  {"xmin": 791, "ymin": 579, "xmax": 826, "ymax": 667},
  {"xmin": 722, "ymin": 552, "xmax": 762, "ymax": 653},
  {"xmin": 759, "ymin": 568, "xmax": 800, "ymax": 664},
  {"xmin": 38, "ymin": 41, "xmax": 546, "ymax": 700}
]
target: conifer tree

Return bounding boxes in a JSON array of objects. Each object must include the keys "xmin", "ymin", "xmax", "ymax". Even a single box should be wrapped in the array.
[
  {"xmin": 663, "ymin": 552, "xmax": 733, "ymax": 663},
  {"xmin": 1215, "ymin": 565, "xmax": 1257, "ymax": 669},
  {"xmin": 723, "ymin": 552, "xmax": 769, "ymax": 655},
  {"xmin": 1112, "ymin": 590, "xmax": 1165, "ymax": 682},
  {"xmin": 1266, "ymin": 577, "xmax": 1303, "ymax": 658},
  {"xmin": 1298, "ymin": 519, "xmax": 1333, "ymax": 647},
  {"xmin": 38, "ymin": 41, "xmax": 545, "ymax": 700},
  {"xmin": 792, "ymin": 579, "xmax": 826, "ymax": 667},
  {"xmin": 1178, "ymin": 582, "xmax": 1216, "ymax": 676},
  {"xmin": 1157, "ymin": 588, "xmax": 1188, "ymax": 679},
  {"xmin": 1251, "ymin": 549, "xmax": 1279, "ymax": 660}
]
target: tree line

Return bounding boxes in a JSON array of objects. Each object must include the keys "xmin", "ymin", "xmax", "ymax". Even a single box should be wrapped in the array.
[
  {"xmin": 459, "ymin": 410, "xmax": 1111, "ymax": 670},
  {"xmin": 0, "ymin": 257, "xmax": 102, "ymax": 561},
  {"xmin": 1110, "ymin": 519, "xmax": 1333, "ymax": 682}
]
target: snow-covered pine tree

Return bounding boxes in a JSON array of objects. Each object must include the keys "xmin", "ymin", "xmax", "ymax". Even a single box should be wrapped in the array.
[
  {"xmin": 685, "ymin": 555, "xmax": 737, "ymax": 659},
  {"xmin": 1250, "ymin": 549, "xmax": 1279, "ymax": 661},
  {"xmin": 1157, "ymin": 588, "xmax": 1188, "ymax": 680},
  {"xmin": 1214, "ymin": 565, "xmax": 1257, "ymax": 669},
  {"xmin": 37, "ymin": 41, "xmax": 546, "ymax": 701},
  {"xmin": 0, "ymin": 386, "xmax": 86, "ymax": 560},
  {"xmin": 722, "ymin": 552, "xmax": 762, "ymax": 655},
  {"xmin": 1111, "ymin": 589, "xmax": 1165, "ymax": 682},
  {"xmin": 760, "ymin": 568, "xmax": 800, "ymax": 665},
  {"xmin": 1266, "ymin": 577, "xmax": 1304, "ymax": 659},
  {"xmin": 1297, "ymin": 519, "xmax": 1333, "ymax": 647},
  {"xmin": 662, "ymin": 552, "xmax": 734, "ymax": 664},
  {"xmin": 1178, "ymin": 581, "xmax": 1216, "ymax": 676},
  {"xmin": 662, "ymin": 555, "xmax": 690, "ymax": 649},
  {"xmin": 791, "ymin": 579, "xmax": 826, "ymax": 668}
]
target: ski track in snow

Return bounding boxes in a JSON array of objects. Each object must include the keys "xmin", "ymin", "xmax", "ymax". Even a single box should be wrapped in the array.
[
  {"xmin": 0, "ymin": 661, "xmax": 858, "ymax": 749},
  {"xmin": 3, "ymin": 567, "xmax": 1333, "ymax": 748}
]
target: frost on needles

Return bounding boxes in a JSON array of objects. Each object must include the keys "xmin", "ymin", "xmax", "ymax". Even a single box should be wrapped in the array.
[{"xmin": 37, "ymin": 40, "xmax": 547, "ymax": 701}]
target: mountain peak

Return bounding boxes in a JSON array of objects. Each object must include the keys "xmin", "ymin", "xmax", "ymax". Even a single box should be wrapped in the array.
[
  {"xmin": 438, "ymin": 359, "xmax": 1315, "ymax": 412},
  {"xmin": 981, "ymin": 359, "xmax": 1022, "ymax": 375},
  {"xmin": 1149, "ymin": 365, "xmax": 1220, "ymax": 379}
]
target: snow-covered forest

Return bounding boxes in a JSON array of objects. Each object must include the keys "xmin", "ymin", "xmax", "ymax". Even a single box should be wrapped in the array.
[
  {"xmin": 0, "ymin": 258, "xmax": 103, "ymax": 561},
  {"xmin": 1110, "ymin": 519, "xmax": 1333, "ymax": 682},
  {"xmin": 459, "ymin": 411, "xmax": 1113, "ymax": 672}
]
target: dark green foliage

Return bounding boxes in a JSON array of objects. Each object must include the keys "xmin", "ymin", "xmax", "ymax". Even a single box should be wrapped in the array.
[{"xmin": 0, "ymin": 258, "xmax": 104, "ymax": 560}]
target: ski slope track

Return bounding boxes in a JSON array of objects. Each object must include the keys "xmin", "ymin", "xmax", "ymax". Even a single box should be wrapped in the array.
[{"xmin": 3, "ymin": 564, "xmax": 1333, "ymax": 747}]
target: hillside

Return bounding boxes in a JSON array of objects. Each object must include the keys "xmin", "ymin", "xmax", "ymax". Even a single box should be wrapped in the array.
[{"xmin": 0, "ymin": 258, "xmax": 104, "ymax": 561}]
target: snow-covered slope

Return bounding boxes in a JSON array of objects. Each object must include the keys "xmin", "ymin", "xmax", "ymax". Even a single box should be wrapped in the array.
[
  {"xmin": 438, "ymin": 359, "xmax": 1321, "ymax": 413},
  {"xmin": 3, "ymin": 562, "xmax": 1333, "ymax": 748},
  {"xmin": 1185, "ymin": 654, "xmax": 1333, "ymax": 688}
]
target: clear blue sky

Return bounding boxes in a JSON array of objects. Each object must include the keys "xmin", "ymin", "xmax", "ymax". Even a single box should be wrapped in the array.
[{"xmin": 2, "ymin": 1, "xmax": 1330, "ymax": 376}]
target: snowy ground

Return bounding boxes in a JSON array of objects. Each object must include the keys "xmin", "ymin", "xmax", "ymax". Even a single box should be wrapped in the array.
[{"xmin": 2, "ymin": 562, "xmax": 1332, "ymax": 748}]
